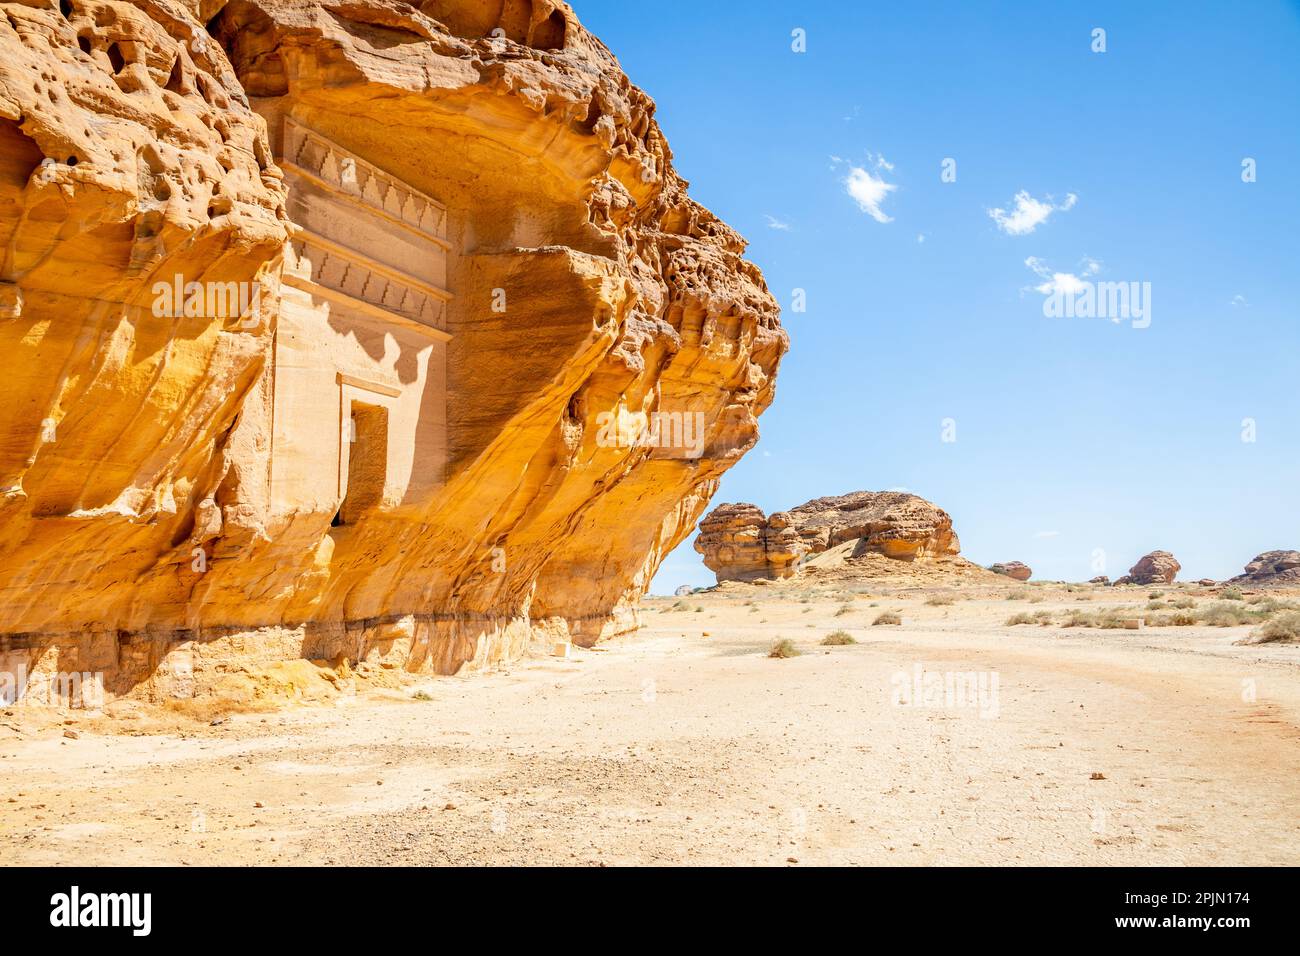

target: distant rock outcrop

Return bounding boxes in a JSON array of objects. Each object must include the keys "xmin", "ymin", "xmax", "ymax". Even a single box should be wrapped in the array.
[
  {"xmin": 1089, "ymin": 575, "xmax": 1111, "ymax": 585},
  {"xmin": 695, "ymin": 491, "xmax": 960, "ymax": 583},
  {"xmin": 1230, "ymin": 551, "xmax": 1300, "ymax": 586},
  {"xmin": 990, "ymin": 561, "xmax": 1032, "ymax": 582},
  {"xmin": 1116, "ymin": 551, "xmax": 1181, "ymax": 585}
]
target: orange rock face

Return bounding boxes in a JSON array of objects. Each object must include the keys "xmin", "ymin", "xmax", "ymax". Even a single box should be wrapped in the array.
[
  {"xmin": 696, "ymin": 491, "xmax": 960, "ymax": 583},
  {"xmin": 0, "ymin": 0, "xmax": 785, "ymax": 698}
]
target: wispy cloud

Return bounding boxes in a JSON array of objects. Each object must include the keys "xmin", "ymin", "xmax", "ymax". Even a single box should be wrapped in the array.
[
  {"xmin": 836, "ymin": 153, "xmax": 897, "ymax": 224},
  {"xmin": 1034, "ymin": 530, "xmax": 1060, "ymax": 539},
  {"xmin": 989, "ymin": 190, "xmax": 1077, "ymax": 235},
  {"xmin": 916, "ymin": 233, "xmax": 926, "ymax": 244},
  {"xmin": 1230, "ymin": 294, "xmax": 1248, "ymax": 307},
  {"xmin": 1024, "ymin": 256, "xmax": 1100, "ymax": 296},
  {"xmin": 764, "ymin": 214, "xmax": 791, "ymax": 231}
]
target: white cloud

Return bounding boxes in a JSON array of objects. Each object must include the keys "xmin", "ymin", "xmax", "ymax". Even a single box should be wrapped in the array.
[
  {"xmin": 1230, "ymin": 294, "xmax": 1248, "ymax": 307},
  {"xmin": 989, "ymin": 190, "xmax": 1078, "ymax": 235},
  {"xmin": 1024, "ymin": 256, "xmax": 1089, "ymax": 296},
  {"xmin": 1034, "ymin": 530, "xmax": 1060, "ymax": 539},
  {"xmin": 843, "ymin": 164, "xmax": 897, "ymax": 223},
  {"xmin": 916, "ymin": 233, "xmax": 926, "ymax": 244},
  {"xmin": 764, "ymin": 214, "xmax": 791, "ymax": 231}
]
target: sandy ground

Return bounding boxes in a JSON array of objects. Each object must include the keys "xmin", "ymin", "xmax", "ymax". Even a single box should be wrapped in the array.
[{"xmin": 2, "ymin": 583, "xmax": 1298, "ymax": 866}]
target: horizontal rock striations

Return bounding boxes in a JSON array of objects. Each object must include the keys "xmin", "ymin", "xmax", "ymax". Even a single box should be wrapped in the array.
[
  {"xmin": 1230, "ymin": 550, "xmax": 1300, "ymax": 587},
  {"xmin": 0, "ymin": 0, "xmax": 785, "ymax": 701},
  {"xmin": 695, "ymin": 491, "xmax": 961, "ymax": 584}
]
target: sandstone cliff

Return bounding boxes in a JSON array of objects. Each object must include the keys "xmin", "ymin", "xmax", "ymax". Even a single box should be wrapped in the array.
[
  {"xmin": 695, "ymin": 491, "xmax": 962, "ymax": 584},
  {"xmin": 0, "ymin": 0, "xmax": 785, "ymax": 701}
]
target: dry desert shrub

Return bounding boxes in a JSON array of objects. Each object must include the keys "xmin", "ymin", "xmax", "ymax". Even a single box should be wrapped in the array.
[
  {"xmin": 768, "ymin": 638, "xmax": 800, "ymax": 659},
  {"xmin": 1197, "ymin": 602, "xmax": 1258, "ymax": 627},
  {"xmin": 1007, "ymin": 611, "xmax": 1054, "ymax": 626},
  {"xmin": 1006, "ymin": 590, "xmax": 1030, "ymax": 601},
  {"xmin": 872, "ymin": 612, "xmax": 902, "ymax": 626},
  {"xmin": 834, "ymin": 604, "xmax": 853, "ymax": 617},
  {"xmin": 1245, "ymin": 611, "xmax": 1300, "ymax": 644},
  {"xmin": 821, "ymin": 630, "xmax": 857, "ymax": 646},
  {"xmin": 925, "ymin": 595, "xmax": 955, "ymax": 606}
]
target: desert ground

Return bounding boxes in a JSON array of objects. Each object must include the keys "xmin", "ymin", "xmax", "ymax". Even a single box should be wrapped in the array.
[{"xmin": 2, "ymin": 579, "xmax": 1298, "ymax": 866}]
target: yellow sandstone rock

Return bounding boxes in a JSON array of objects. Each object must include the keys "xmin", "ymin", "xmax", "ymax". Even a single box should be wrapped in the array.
[{"xmin": 0, "ymin": 1, "xmax": 785, "ymax": 702}]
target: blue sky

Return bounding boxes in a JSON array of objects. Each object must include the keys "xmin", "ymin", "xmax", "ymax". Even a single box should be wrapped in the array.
[{"xmin": 569, "ymin": 1, "xmax": 1300, "ymax": 590}]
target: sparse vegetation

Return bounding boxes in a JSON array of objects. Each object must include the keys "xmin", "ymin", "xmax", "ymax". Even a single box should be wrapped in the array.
[
  {"xmin": 1006, "ymin": 589, "xmax": 1030, "ymax": 601},
  {"xmin": 821, "ymin": 630, "xmax": 857, "ymax": 646},
  {"xmin": 1007, "ymin": 611, "xmax": 1054, "ymax": 626},
  {"xmin": 872, "ymin": 612, "xmax": 902, "ymax": 626},
  {"xmin": 925, "ymin": 595, "xmax": 955, "ymax": 606},
  {"xmin": 670, "ymin": 600, "xmax": 689, "ymax": 612},
  {"xmin": 1062, "ymin": 609, "xmax": 1133, "ymax": 629},
  {"xmin": 1198, "ymin": 601, "xmax": 1258, "ymax": 627},
  {"xmin": 1247, "ymin": 611, "xmax": 1300, "ymax": 644},
  {"xmin": 834, "ymin": 604, "xmax": 853, "ymax": 617},
  {"xmin": 768, "ymin": 638, "xmax": 800, "ymax": 659},
  {"xmin": 1220, "ymin": 587, "xmax": 1243, "ymax": 601}
]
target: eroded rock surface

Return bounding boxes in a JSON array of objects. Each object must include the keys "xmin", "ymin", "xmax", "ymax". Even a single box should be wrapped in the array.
[
  {"xmin": 1230, "ymin": 551, "xmax": 1300, "ymax": 586},
  {"xmin": 1116, "ymin": 551, "xmax": 1181, "ymax": 586},
  {"xmin": 0, "ymin": 0, "xmax": 785, "ymax": 701},
  {"xmin": 695, "ymin": 491, "xmax": 960, "ymax": 583},
  {"xmin": 990, "ymin": 561, "xmax": 1032, "ymax": 582}
]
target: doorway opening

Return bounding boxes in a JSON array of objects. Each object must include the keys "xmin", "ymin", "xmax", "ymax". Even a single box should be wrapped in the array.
[{"xmin": 335, "ymin": 400, "xmax": 388, "ymax": 526}]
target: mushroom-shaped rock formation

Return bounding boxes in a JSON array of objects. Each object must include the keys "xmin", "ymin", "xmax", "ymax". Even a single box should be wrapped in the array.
[{"xmin": 1116, "ymin": 551, "xmax": 1181, "ymax": 586}]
